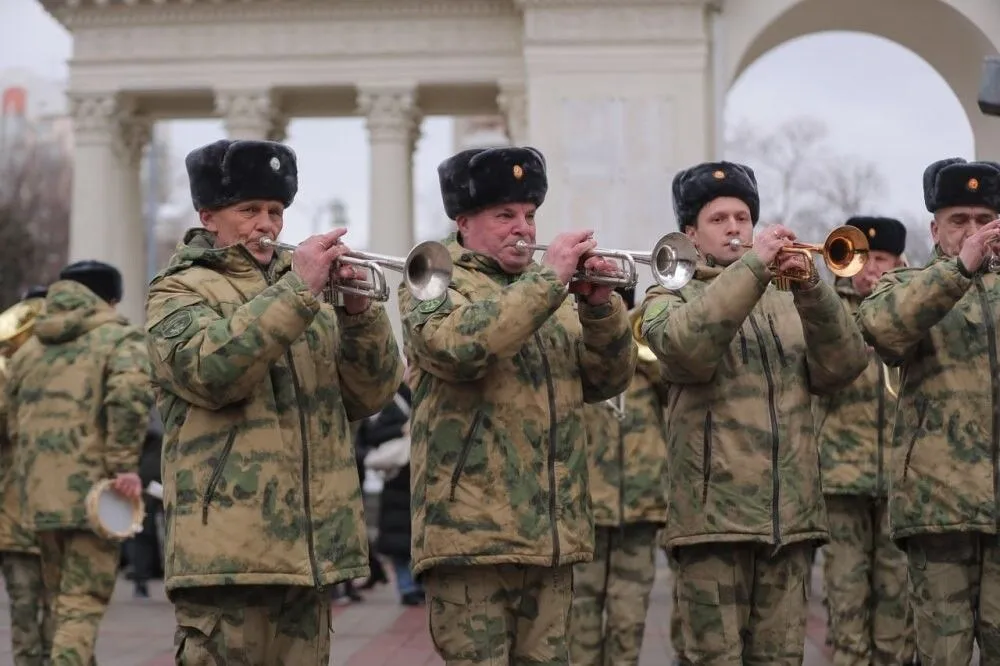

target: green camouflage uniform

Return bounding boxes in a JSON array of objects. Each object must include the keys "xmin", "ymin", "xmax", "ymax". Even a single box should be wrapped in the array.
[
  {"xmin": 4, "ymin": 280, "xmax": 154, "ymax": 666},
  {"xmin": 145, "ymin": 228, "xmax": 403, "ymax": 666},
  {"xmin": 637, "ymin": 251, "xmax": 868, "ymax": 665},
  {"xmin": 570, "ymin": 349, "xmax": 668, "ymax": 666},
  {"xmin": 856, "ymin": 249, "xmax": 1000, "ymax": 665},
  {"xmin": 0, "ymin": 359, "xmax": 53, "ymax": 666},
  {"xmin": 398, "ymin": 234, "xmax": 637, "ymax": 666},
  {"xmin": 814, "ymin": 277, "xmax": 915, "ymax": 666}
]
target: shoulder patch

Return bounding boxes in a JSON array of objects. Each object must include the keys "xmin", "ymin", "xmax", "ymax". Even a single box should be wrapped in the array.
[
  {"xmin": 644, "ymin": 302, "xmax": 669, "ymax": 322},
  {"xmin": 417, "ymin": 295, "xmax": 448, "ymax": 314},
  {"xmin": 157, "ymin": 310, "xmax": 193, "ymax": 339}
]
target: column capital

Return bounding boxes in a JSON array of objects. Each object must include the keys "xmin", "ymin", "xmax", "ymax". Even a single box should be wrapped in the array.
[
  {"xmin": 496, "ymin": 83, "xmax": 528, "ymax": 145},
  {"xmin": 68, "ymin": 92, "xmax": 150, "ymax": 164},
  {"xmin": 357, "ymin": 86, "xmax": 420, "ymax": 143},
  {"xmin": 214, "ymin": 89, "xmax": 287, "ymax": 141}
]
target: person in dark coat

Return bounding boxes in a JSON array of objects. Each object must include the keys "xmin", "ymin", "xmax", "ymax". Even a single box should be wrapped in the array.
[
  {"xmin": 131, "ymin": 409, "xmax": 164, "ymax": 597},
  {"xmin": 356, "ymin": 380, "xmax": 423, "ymax": 605}
]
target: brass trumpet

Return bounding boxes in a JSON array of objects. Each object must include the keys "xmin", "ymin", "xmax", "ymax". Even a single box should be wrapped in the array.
[
  {"xmin": 0, "ymin": 298, "xmax": 44, "ymax": 358},
  {"xmin": 514, "ymin": 232, "xmax": 699, "ymax": 290},
  {"xmin": 728, "ymin": 225, "xmax": 870, "ymax": 290},
  {"xmin": 260, "ymin": 238, "xmax": 453, "ymax": 303}
]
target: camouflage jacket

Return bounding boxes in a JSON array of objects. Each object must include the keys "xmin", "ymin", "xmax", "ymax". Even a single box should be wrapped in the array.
[
  {"xmin": 4, "ymin": 281, "xmax": 154, "ymax": 533},
  {"xmin": 0, "ymin": 359, "xmax": 36, "ymax": 553},
  {"xmin": 583, "ymin": 348, "xmax": 669, "ymax": 528},
  {"xmin": 398, "ymin": 234, "xmax": 637, "ymax": 576},
  {"xmin": 146, "ymin": 229, "xmax": 402, "ymax": 594},
  {"xmin": 637, "ymin": 252, "xmax": 867, "ymax": 550},
  {"xmin": 815, "ymin": 279, "xmax": 898, "ymax": 498},
  {"xmin": 856, "ymin": 251, "xmax": 1000, "ymax": 540}
]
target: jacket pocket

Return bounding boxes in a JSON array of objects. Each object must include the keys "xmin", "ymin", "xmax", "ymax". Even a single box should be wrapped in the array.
[
  {"xmin": 903, "ymin": 399, "xmax": 928, "ymax": 481},
  {"xmin": 202, "ymin": 428, "xmax": 237, "ymax": 525},
  {"xmin": 702, "ymin": 411, "xmax": 713, "ymax": 504},
  {"xmin": 767, "ymin": 315, "xmax": 788, "ymax": 366},
  {"xmin": 450, "ymin": 411, "xmax": 485, "ymax": 501},
  {"xmin": 739, "ymin": 329, "xmax": 749, "ymax": 365}
]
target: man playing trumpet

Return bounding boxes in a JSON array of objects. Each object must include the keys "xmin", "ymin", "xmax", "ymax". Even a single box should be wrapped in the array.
[
  {"xmin": 856, "ymin": 158, "xmax": 1000, "ymax": 665},
  {"xmin": 145, "ymin": 139, "xmax": 403, "ymax": 665},
  {"xmin": 636, "ymin": 161, "xmax": 868, "ymax": 665},
  {"xmin": 814, "ymin": 216, "xmax": 916, "ymax": 665},
  {"xmin": 399, "ymin": 145, "xmax": 637, "ymax": 666}
]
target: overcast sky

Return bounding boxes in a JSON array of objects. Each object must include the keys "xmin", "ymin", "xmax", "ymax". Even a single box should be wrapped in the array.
[{"xmin": 0, "ymin": 0, "xmax": 977, "ymax": 250}]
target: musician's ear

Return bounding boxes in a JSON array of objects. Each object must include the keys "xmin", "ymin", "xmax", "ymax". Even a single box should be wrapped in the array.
[{"xmin": 200, "ymin": 209, "xmax": 217, "ymax": 231}]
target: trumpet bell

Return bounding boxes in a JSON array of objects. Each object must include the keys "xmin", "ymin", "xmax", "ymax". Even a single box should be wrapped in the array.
[
  {"xmin": 0, "ymin": 298, "xmax": 44, "ymax": 356},
  {"xmin": 824, "ymin": 225, "xmax": 870, "ymax": 278},
  {"xmin": 650, "ymin": 232, "xmax": 698, "ymax": 290},
  {"xmin": 406, "ymin": 241, "xmax": 453, "ymax": 302}
]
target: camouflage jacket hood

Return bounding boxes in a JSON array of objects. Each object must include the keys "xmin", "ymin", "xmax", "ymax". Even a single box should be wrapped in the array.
[
  {"xmin": 856, "ymin": 252, "xmax": 1000, "ymax": 540},
  {"xmin": 5, "ymin": 281, "xmax": 153, "ymax": 534},
  {"xmin": 637, "ymin": 252, "xmax": 867, "ymax": 550},
  {"xmin": 399, "ymin": 233, "xmax": 637, "ymax": 576},
  {"xmin": 146, "ymin": 227, "xmax": 402, "ymax": 595},
  {"xmin": 814, "ymin": 278, "xmax": 898, "ymax": 497},
  {"xmin": 583, "ymin": 352, "xmax": 668, "ymax": 528}
]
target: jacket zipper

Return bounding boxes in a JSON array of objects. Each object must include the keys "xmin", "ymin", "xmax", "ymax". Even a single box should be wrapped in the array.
[
  {"xmin": 974, "ymin": 278, "xmax": 1000, "ymax": 522},
  {"xmin": 202, "ymin": 428, "xmax": 237, "ymax": 524},
  {"xmin": 876, "ymin": 360, "xmax": 885, "ymax": 496},
  {"xmin": 702, "ymin": 410, "xmax": 712, "ymax": 505},
  {"xmin": 903, "ymin": 399, "xmax": 928, "ymax": 481},
  {"xmin": 749, "ymin": 313, "xmax": 782, "ymax": 544},
  {"xmin": 534, "ymin": 332, "xmax": 561, "ymax": 566},
  {"xmin": 244, "ymin": 247, "xmax": 321, "ymax": 589},
  {"xmin": 449, "ymin": 411, "xmax": 483, "ymax": 500},
  {"xmin": 739, "ymin": 329, "xmax": 749, "ymax": 364}
]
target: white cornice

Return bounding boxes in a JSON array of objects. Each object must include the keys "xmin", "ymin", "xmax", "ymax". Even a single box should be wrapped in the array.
[{"xmin": 40, "ymin": 0, "xmax": 518, "ymax": 29}]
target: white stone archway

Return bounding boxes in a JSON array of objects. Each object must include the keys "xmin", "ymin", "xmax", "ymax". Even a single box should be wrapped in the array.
[{"xmin": 718, "ymin": 0, "xmax": 1000, "ymax": 158}]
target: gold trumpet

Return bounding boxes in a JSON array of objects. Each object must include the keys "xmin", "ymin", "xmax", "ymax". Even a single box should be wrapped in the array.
[
  {"xmin": 0, "ymin": 298, "xmax": 44, "ymax": 359},
  {"xmin": 629, "ymin": 308, "xmax": 660, "ymax": 363},
  {"xmin": 260, "ymin": 238, "xmax": 453, "ymax": 303},
  {"xmin": 727, "ymin": 225, "xmax": 870, "ymax": 290},
  {"xmin": 514, "ymin": 232, "xmax": 699, "ymax": 290}
]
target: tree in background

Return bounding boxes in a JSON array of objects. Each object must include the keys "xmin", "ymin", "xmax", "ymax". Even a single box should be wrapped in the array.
[
  {"xmin": 0, "ymin": 133, "xmax": 71, "ymax": 309},
  {"xmin": 725, "ymin": 115, "xmax": 932, "ymax": 267}
]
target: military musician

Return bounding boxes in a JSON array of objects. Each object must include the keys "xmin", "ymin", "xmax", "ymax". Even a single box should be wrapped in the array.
[
  {"xmin": 636, "ymin": 161, "xmax": 868, "ymax": 665},
  {"xmin": 398, "ymin": 145, "xmax": 637, "ymax": 666},
  {"xmin": 145, "ymin": 139, "xmax": 403, "ymax": 665},
  {"xmin": 856, "ymin": 158, "xmax": 1000, "ymax": 665}
]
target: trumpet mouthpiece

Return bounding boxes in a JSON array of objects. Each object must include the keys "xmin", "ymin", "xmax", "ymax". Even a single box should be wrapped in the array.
[{"xmin": 728, "ymin": 239, "xmax": 743, "ymax": 250}]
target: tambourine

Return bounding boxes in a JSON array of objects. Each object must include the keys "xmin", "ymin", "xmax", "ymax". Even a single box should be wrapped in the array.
[{"xmin": 85, "ymin": 479, "xmax": 153, "ymax": 541}]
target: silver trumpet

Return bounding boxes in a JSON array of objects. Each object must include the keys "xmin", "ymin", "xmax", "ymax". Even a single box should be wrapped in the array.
[
  {"xmin": 260, "ymin": 238, "xmax": 453, "ymax": 303},
  {"xmin": 514, "ymin": 232, "xmax": 698, "ymax": 290}
]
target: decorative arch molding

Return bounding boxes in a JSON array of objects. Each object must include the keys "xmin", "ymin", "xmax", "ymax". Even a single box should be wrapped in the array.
[{"xmin": 720, "ymin": 0, "xmax": 1000, "ymax": 157}]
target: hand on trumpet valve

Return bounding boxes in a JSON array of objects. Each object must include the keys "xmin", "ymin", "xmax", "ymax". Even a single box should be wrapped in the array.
[
  {"xmin": 289, "ymin": 229, "xmax": 348, "ymax": 295},
  {"xmin": 960, "ymin": 218, "xmax": 1000, "ymax": 273},
  {"xmin": 754, "ymin": 224, "xmax": 796, "ymax": 265},
  {"xmin": 111, "ymin": 472, "xmax": 143, "ymax": 500},
  {"xmin": 540, "ymin": 230, "xmax": 598, "ymax": 284}
]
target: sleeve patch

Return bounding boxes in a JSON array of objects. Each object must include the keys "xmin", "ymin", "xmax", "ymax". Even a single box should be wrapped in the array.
[{"xmin": 157, "ymin": 310, "xmax": 193, "ymax": 339}]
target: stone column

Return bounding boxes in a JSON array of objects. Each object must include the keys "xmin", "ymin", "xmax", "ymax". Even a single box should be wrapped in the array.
[
  {"xmin": 68, "ymin": 92, "xmax": 151, "ymax": 325},
  {"xmin": 214, "ymin": 90, "xmax": 287, "ymax": 141},
  {"xmin": 497, "ymin": 83, "xmax": 528, "ymax": 146},
  {"xmin": 357, "ymin": 86, "xmax": 421, "ymax": 344}
]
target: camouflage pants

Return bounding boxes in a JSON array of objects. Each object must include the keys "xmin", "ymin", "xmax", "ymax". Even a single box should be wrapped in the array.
[
  {"xmin": 569, "ymin": 523, "xmax": 658, "ymax": 666},
  {"xmin": 37, "ymin": 529, "xmax": 119, "ymax": 666},
  {"xmin": 673, "ymin": 540, "xmax": 813, "ymax": 665},
  {"xmin": 424, "ymin": 563, "xmax": 574, "ymax": 666},
  {"xmin": 906, "ymin": 532, "xmax": 1000, "ymax": 665},
  {"xmin": 822, "ymin": 495, "xmax": 914, "ymax": 665},
  {"xmin": 172, "ymin": 585, "xmax": 332, "ymax": 666},
  {"xmin": 2, "ymin": 550, "xmax": 54, "ymax": 666},
  {"xmin": 666, "ymin": 550, "xmax": 687, "ymax": 665}
]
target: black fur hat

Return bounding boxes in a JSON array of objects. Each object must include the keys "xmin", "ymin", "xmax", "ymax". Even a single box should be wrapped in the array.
[
  {"xmin": 185, "ymin": 139, "xmax": 298, "ymax": 211},
  {"xmin": 59, "ymin": 260, "xmax": 123, "ymax": 304},
  {"xmin": 672, "ymin": 161, "xmax": 760, "ymax": 230},
  {"xmin": 21, "ymin": 285, "xmax": 48, "ymax": 301},
  {"xmin": 438, "ymin": 146, "xmax": 547, "ymax": 220},
  {"xmin": 923, "ymin": 158, "xmax": 1000, "ymax": 213},
  {"xmin": 845, "ymin": 216, "xmax": 907, "ymax": 256}
]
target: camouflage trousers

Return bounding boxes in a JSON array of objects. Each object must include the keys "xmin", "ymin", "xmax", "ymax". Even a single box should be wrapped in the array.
[
  {"xmin": 172, "ymin": 584, "xmax": 332, "ymax": 666},
  {"xmin": 905, "ymin": 532, "xmax": 1000, "ymax": 665},
  {"xmin": 673, "ymin": 540, "xmax": 814, "ymax": 666},
  {"xmin": 424, "ymin": 563, "xmax": 574, "ymax": 666},
  {"xmin": 822, "ymin": 495, "xmax": 915, "ymax": 665},
  {"xmin": 569, "ymin": 523, "xmax": 658, "ymax": 666},
  {"xmin": 37, "ymin": 529, "xmax": 119, "ymax": 666},
  {"xmin": 665, "ymin": 549, "xmax": 686, "ymax": 665},
  {"xmin": 2, "ymin": 550, "xmax": 54, "ymax": 666}
]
